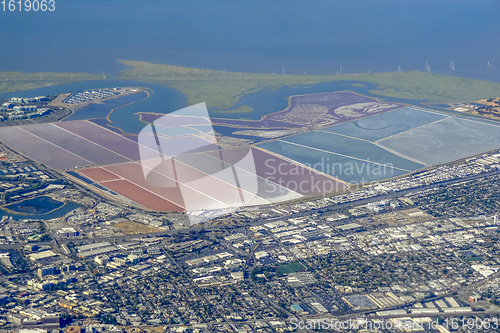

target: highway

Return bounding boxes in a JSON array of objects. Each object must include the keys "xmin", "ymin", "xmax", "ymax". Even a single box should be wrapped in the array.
[{"xmin": 1, "ymin": 168, "xmax": 497, "ymax": 255}]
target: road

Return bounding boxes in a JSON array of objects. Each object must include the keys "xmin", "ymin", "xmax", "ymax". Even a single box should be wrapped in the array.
[{"xmin": 0, "ymin": 168, "xmax": 489, "ymax": 251}]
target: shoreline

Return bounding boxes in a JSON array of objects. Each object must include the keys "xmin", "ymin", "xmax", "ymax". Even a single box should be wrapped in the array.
[
  {"xmin": 104, "ymin": 89, "xmax": 151, "ymax": 134},
  {"xmin": 118, "ymin": 60, "xmax": 500, "ymax": 108},
  {"xmin": 53, "ymin": 87, "xmax": 144, "ymax": 109},
  {"xmin": 57, "ymin": 87, "xmax": 147, "ymax": 123},
  {"xmin": 135, "ymin": 89, "xmax": 408, "ymax": 131},
  {"xmin": 58, "ymin": 88, "xmax": 151, "ymax": 135}
]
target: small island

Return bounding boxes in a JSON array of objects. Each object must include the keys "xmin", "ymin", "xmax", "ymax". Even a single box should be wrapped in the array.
[{"xmin": 54, "ymin": 87, "xmax": 144, "ymax": 109}]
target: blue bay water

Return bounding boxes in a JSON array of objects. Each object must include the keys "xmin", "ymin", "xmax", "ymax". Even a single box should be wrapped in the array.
[
  {"xmin": 0, "ymin": 0, "xmax": 499, "ymax": 134},
  {"xmin": 0, "ymin": 78, "xmax": 490, "ymax": 134},
  {"xmin": 0, "ymin": 1, "xmax": 498, "ymax": 215},
  {"xmin": 0, "ymin": 0, "xmax": 498, "ymax": 83},
  {"xmin": 0, "ymin": 80, "xmax": 188, "ymax": 133}
]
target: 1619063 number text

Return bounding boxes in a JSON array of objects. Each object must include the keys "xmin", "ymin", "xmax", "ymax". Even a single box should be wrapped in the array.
[{"xmin": 1, "ymin": 0, "xmax": 55, "ymax": 11}]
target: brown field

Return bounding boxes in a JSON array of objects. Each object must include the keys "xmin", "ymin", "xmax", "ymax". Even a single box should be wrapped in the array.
[
  {"xmin": 133, "ymin": 327, "xmax": 166, "ymax": 333},
  {"xmin": 79, "ymin": 167, "xmax": 121, "ymax": 182},
  {"xmin": 113, "ymin": 220, "xmax": 161, "ymax": 234},
  {"xmin": 399, "ymin": 208, "xmax": 434, "ymax": 223},
  {"xmin": 370, "ymin": 208, "xmax": 434, "ymax": 227},
  {"xmin": 102, "ymin": 179, "xmax": 185, "ymax": 211},
  {"xmin": 478, "ymin": 97, "xmax": 500, "ymax": 108},
  {"xmin": 458, "ymin": 97, "xmax": 500, "ymax": 120}
]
